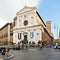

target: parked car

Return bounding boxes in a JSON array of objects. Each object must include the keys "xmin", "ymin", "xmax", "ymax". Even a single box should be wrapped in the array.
[
  {"xmin": 13, "ymin": 44, "xmax": 20, "ymax": 50},
  {"xmin": 54, "ymin": 44, "xmax": 60, "ymax": 49},
  {"xmin": 0, "ymin": 46, "xmax": 6, "ymax": 55},
  {"xmin": 57, "ymin": 45, "xmax": 60, "ymax": 49}
]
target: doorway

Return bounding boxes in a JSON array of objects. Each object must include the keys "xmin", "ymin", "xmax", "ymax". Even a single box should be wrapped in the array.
[{"xmin": 24, "ymin": 35, "xmax": 27, "ymax": 41}]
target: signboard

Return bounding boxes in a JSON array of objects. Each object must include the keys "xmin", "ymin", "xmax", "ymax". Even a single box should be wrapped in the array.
[
  {"xmin": 18, "ymin": 33, "xmax": 21, "ymax": 40},
  {"xmin": 30, "ymin": 32, "xmax": 34, "ymax": 38}
]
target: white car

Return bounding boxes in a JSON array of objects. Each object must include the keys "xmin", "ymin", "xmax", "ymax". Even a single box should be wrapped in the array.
[{"xmin": 54, "ymin": 45, "xmax": 60, "ymax": 49}]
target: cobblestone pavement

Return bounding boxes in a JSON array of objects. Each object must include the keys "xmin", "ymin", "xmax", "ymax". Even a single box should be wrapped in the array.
[
  {"xmin": 0, "ymin": 53, "xmax": 4, "ymax": 60},
  {"xmin": 1, "ymin": 48, "xmax": 60, "ymax": 60}
]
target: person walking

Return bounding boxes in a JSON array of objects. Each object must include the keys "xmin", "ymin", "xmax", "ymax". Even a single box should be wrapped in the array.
[
  {"xmin": 6, "ymin": 45, "xmax": 10, "ymax": 55},
  {"xmin": 40, "ymin": 43, "xmax": 42, "ymax": 50},
  {"xmin": 22, "ymin": 43, "xmax": 24, "ymax": 50},
  {"xmin": 25, "ymin": 43, "xmax": 28, "ymax": 49}
]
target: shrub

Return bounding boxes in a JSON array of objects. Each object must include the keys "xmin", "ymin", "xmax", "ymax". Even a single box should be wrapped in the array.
[
  {"xmin": 29, "ymin": 41, "xmax": 31, "ymax": 45},
  {"xmin": 18, "ymin": 42, "xmax": 20, "ymax": 44},
  {"xmin": 32, "ymin": 41, "xmax": 35, "ymax": 45},
  {"xmin": 38, "ymin": 41, "xmax": 41, "ymax": 45},
  {"xmin": 22, "ymin": 40, "xmax": 28, "ymax": 44}
]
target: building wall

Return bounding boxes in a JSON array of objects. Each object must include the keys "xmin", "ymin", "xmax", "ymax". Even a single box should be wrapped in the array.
[
  {"xmin": 0, "ymin": 25, "xmax": 8, "ymax": 43},
  {"xmin": 42, "ymin": 27, "xmax": 53, "ymax": 45},
  {"xmin": 13, "ymin": 25, "xmax": 42, "ymax": 44},
  {"xmin": 0, "ymin": 23, "xmax": 13, "ymax": 44}
]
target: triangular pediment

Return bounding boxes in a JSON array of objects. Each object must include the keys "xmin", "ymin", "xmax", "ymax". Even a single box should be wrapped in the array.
[{"xmin": 16, "ymin": 6, "xmax": 36, "ymax": 15}]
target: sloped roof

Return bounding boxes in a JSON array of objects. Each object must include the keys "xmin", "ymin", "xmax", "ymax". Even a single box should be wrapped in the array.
[
  {"xmin": 36, "ymin": 11, "xmax": 46, "ymax": 27},
  {"xmin": 16, "ymin": 6, "xmax": 36, "ymax": 15},
  {"xmin": 0, "ymin": 23, "xmax": 10, "ymax": 30},
  {"xmin": 0, "ymin": 23, "xmax": 13, "ymax": 31}
]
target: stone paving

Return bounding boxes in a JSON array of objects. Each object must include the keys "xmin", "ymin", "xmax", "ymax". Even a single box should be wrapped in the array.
[{"xmin": 0, "ymin": 48, "xmax": 60, "ymax": 60}]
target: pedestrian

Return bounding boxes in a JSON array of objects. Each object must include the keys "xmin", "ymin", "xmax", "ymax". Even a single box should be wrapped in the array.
[
  {"xmin": 40, "ymin": 43, "xmax": 42, "ymax": 50},
  {"xmin": 38, "ymin": 44, "xmax": 40, "ymax": 48},
  {"xmin": 6, "ymin": 45, "xmax": 10, "ymax": 55},
  {"xmin": 25, "ymin": 43, "xmax": 28, "ymax": 49},
  {"xmin": 22, "ymin": 43, "xmax": 24, "ymax": 50}
]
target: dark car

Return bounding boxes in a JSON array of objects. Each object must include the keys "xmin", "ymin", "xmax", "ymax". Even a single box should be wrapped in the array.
[
  {"xmin": 16, "ymin": 45, "xmax": 20, "ymax": 50},
  {"xmin": 0, "ymin": 46, "xmax": 6, "ymax": 55},
  {"xmin": 13, "ymin": 44, "xmax": 20, "ymax": 50}
]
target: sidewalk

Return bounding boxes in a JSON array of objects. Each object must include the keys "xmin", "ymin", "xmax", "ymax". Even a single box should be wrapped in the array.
[
  {"xmin": 0, "ymin": 54, "xmax": 3, "ymax": 60},
  {"xmin": 0, "ymin": 58, "xmax": 3, "ymax": 60}
]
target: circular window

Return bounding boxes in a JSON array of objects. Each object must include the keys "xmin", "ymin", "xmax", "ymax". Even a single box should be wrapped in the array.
[{"xmin": 24, "ymin": 20, "xmax": 28, "ymax": 26}]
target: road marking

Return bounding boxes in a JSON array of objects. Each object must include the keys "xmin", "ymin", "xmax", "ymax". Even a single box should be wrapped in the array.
[{"xmin": 7, "ymin": 54, "xmax": 14, "ymax": 59}]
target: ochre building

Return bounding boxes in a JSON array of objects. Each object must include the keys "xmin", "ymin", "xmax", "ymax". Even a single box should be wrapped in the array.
[{"xmin": 0, "ymin": 23, "xmax": 13, "ymax": 44}]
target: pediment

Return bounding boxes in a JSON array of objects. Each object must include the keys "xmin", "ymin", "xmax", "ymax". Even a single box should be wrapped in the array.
[{"xmin": 16, "ymin": 6, "xmax": 36, "ymax": 15}]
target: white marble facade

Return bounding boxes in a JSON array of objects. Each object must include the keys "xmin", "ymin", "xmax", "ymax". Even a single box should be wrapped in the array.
[{"xmin": 13, "ymin": 6, "xmax": 42, "ymax": 44}]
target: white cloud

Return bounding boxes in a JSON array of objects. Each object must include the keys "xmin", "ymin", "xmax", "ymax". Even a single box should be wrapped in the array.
[
  {"xmin": 0, "ymin": 17, "xmax": 8, "ymax": 28},
  {"xmin": 0, "ymin": 0, "xmax": 43, "ymax": 28},
  {"xmin": 24, "ymin": 0, "xmax": 40, "ymax": 6}
]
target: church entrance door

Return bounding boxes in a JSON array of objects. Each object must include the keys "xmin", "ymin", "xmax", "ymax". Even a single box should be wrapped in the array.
[{"xmin": 24, "ymin": 35, "xmax": 27, "ymax": 41}]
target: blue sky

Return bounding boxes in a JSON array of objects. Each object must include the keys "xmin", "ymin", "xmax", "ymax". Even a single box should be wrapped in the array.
[{"xmin": 37, "ymin": 0, "xmax": 60, "ymax": 39}]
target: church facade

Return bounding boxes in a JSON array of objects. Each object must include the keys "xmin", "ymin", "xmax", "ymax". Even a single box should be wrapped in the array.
[
  {"xmin": 13, "ymin": 6, "xmax": 53, "ymax": 44},
  {"xmin": 13, "ymin": 6, "xmax": 42, "ymax": 44}
]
